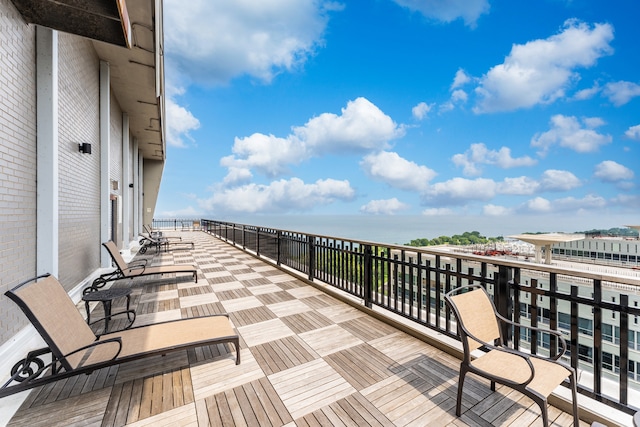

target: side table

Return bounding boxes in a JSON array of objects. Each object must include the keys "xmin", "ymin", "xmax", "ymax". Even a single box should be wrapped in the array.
[{"xmin": 82, "ymin": 288, "xmax": 132, "ymax": 333}]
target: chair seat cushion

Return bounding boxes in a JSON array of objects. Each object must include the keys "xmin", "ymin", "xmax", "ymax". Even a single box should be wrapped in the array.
[
  {"xmin": 82, "ymin": 316, "xmax": 236, "ymax": 366},
  {"xmin": 471, "ymin": 349, "xmax": 571, "ymax": 397}
]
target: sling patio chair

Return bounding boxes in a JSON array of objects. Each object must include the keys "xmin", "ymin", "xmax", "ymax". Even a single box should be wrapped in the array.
[
  {"xmin": 89, "ymin": 241, "xmax": 197, "ymax": 291},
  {"xmin": 0, "ymin": 274, "xmax": 239, "ymax": 399},
  {"xmin": 445, "ymin": 285, "xmax": 579, "ymax": 427},
  {"xmin": 138, "ymin": 233, "xmax": 195, "ymax": 254}
]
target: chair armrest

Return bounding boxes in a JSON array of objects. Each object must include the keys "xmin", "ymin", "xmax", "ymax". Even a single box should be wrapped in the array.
[
  {"xmin": 495, "ymin": 313, "xmax": 567, "ymax": 359},
  {"xmin": 128, "ymin": 258, "xmax": 148, "ymax": 267},
  {"xmin": 60, "ymin": 337, "xmax": 123, "ymax": 368},
  {"xmin": 90, "ymin": 310, "xmax": 137, "ymax": 335}
]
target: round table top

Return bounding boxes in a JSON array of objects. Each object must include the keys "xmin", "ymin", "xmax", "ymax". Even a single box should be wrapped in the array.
[{"xmin": 82, "ymin": 287, "xmax": 132, "ymax": 302}]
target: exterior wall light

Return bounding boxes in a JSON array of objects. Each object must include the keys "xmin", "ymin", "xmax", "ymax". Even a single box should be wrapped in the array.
[{"xmin": 78, "ymin": 142, "xmax": 92, "ymax": 154}]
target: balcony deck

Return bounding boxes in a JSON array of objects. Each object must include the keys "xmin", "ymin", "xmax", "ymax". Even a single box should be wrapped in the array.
[{"xmin": 7, "ymin": 232, "xmax": 588, "ymax": 426}]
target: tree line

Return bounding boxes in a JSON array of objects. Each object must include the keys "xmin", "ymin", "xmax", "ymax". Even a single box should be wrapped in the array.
[{"xmin": 405, "ymin": 231, "xmax": 504, "ymax": 247}]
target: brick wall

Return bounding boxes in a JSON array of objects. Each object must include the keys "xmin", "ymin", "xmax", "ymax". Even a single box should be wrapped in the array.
[
  {"xmin": 57, "ymin": 33, "xmax": 102, "ymax": 289},
  {"xmin": 0, "ymin": 0, "xmax": 38, "ymax": 344}
]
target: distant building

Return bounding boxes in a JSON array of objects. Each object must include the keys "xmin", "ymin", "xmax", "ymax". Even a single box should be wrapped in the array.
[{"xmin": 552, "ymin": 227, "xmax": 640, "ymax": 268}]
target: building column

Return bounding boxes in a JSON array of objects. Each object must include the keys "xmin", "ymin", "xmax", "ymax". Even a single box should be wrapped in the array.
[
  {"xmin": 122, "ymin": 113, "xmax": 131, "ymax": 246},
  {"xmin": 132, "ymin": 138, "xmax": 140, "ymax": 235},
  {"xmin": 100, "ymin": 60, "xmax": 111, "ymax": 267},
  {"xmin": 36, "ymin": 26, "xmax": 59, "ymax": 277}
]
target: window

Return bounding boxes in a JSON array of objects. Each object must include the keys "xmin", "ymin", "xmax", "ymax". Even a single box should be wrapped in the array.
[
  {"xmin": 559, "ymin": 312, "xmax": 571, "ymax": 331},
  {"xmin": 578, "ymin": 317, "xmax": 593, "ymax": 336},
  {"xmin": 578, "ymin": 344, "xmax": 592, "ymax": 363},
  {"xmin": 603, "ymin": 352, "xmax": 613, "ymax": 371}
]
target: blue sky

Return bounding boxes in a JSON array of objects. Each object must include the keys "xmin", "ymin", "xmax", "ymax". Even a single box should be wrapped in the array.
[{"xmin": 157, "ymin": 0, "xmax": 639, "ymax": 232}]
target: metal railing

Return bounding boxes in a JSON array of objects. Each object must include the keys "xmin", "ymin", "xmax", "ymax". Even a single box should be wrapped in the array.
[
  {"xmin": 152, "ymin": 218, "xmax": 200, "ymax": 231},
  {"xmin": 200, "ymin": 219, "xmax": 640, "ymax": 415}
]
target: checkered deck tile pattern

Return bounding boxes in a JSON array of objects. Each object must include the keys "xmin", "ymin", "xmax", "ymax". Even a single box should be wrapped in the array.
[{"xmin": 6, "ymin": 232, "xmax": 587, "ymax": 427}]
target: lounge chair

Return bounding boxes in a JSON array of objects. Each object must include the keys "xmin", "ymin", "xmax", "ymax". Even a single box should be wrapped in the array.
[
  {"xmin": 90, "ymin": 241, "xmax": 197, "ymax": 290},
  {"xmin": 445, "ymin": 285, "xmax": 578, "ymax": 427},
  {"xmin": 138, "ymin": 233, "xmax": 194, "ymax": 254},
  {"xmin": 0, "ymin": 274, "xmax": 239, "ymax": 398}
]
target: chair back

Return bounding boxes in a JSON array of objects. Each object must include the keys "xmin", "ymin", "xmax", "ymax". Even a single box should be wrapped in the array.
[
  {"xmin": 446, "ymin": 286, "xmax": 501, "ymax": 352},
  {"xmin": 103, "ymin": 241, "xmax": 128, "ymax": 272},
  {"xmin": 5, "ymin": 275, "xmax": 97, "ymax": 371}
]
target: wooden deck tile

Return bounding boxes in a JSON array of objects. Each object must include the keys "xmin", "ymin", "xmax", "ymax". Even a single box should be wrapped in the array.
[
  {"xmin": 255, "ymin": 290, "xmax": 296, "ymax": 305},
  {"xmin": 6, "ymin": 231, "xmax": 589, "ymax": 427},
  {"xmin": 280, "ymin": 310, "xmax": 333, "ymax": 334},
  {"xmin": 237, "ymin": 318, "xmax": 295, "ymax": 347},
  {"xmin": 299, "ymin": 324, "xmax": 363, "ymax": 357},
  {"xmin": 268, "ymin": 358, "xmax": 356, "ymax": 420},
  {"xmin": 251, "ymin": 336, "xmax": 317, "ymax": 375},
  {"xmin": 229, "ymin": 305, "xmax": 277, "ymax": 327},
  {"xmin": 325, "ymin": 343, "xmax": 399, "ymax": 390}
]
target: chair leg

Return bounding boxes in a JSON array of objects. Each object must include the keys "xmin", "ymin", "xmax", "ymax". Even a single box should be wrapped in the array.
[
  {"xmin": 456, "ymin": 365, "xmax": 468, "ymax": 417},
  {"xmin": 532, "ymin": 396, "xmax": 550, "ymax": 427},
  {"xmin": 569, "ymin": 370, "xmax": 579, "ymax": 426}
]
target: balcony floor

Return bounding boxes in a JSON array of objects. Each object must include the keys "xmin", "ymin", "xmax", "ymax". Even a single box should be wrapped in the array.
[{"xmin": 7, "ymin": 232, "xmax": 586, "ymax": 426}]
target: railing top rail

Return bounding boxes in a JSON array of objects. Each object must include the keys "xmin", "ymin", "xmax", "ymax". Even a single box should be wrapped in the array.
[{"xmin": 201, "ymin": 218, "xmax": 640, "ymax": 288}]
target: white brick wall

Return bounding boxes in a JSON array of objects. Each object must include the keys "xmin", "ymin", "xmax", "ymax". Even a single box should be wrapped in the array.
[
  {"xmin": 0, "ymin": 5, "xmax": 129, "ymax": 346},
  {"xmin": 0, "ymin": 0, "xmax": 38, "ymax": 343},
  {"xmin": 57, "ymin": 32, "xmax": 102, "ymax": 289}
]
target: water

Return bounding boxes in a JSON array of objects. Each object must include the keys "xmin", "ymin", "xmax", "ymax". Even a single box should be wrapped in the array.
[{"xmin": 219, "ymin": 213, "xmax": 637, "ymax": 245}]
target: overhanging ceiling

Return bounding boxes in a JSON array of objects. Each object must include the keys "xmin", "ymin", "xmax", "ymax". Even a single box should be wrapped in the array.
[
  {"xmin": 10, "ymin": 0, "xmax": 165, "ymax": 161},
  {"xmin": 9, "ymin": 0, "xmax": 131, "ymax": 47}
]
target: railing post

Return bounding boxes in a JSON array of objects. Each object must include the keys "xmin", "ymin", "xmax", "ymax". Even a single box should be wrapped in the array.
[
  {"xmin": 277, "ymin": 230, "xmax": 281, "ymax": 266},
  {"xmin": 364, "ymin": 245, "xmax": 373, "ymax": 308},
  {"xmin": 242, "ymin": 225, "xmax": 246, "ymax": 250},
  {"xmin": 496, "ymin": 265, "xmax": 513, "ymax": 342},
  {"xmin": 307, "ymin": 235, "xmax": 315, "ymax": 281},
  {"xmin": 257, "ymin": 227, "xmax": 261, "ymax": 256}
]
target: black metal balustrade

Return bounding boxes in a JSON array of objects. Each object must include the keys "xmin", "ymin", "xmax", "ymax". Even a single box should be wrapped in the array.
[{"xmin": 191, "ymin": 219, "xmax": 640, "ymax": 416}]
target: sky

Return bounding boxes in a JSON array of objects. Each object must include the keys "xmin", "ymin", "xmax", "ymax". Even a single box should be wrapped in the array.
[{"xmin": 156, "ymin": 0, "xmax": 640, "ymax": 236}]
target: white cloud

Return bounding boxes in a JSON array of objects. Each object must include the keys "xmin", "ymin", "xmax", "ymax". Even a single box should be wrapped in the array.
[
  {"xmin": 497, "ymin": 176, "xmax": 539, "ymax": 195},
  {"xmin": 523, "ymin": 196, "xmax": 553, "ymax": 213},
  {"xmin": 223, "ymin": 167, "xmax": 253, "ymax": 186},
  {"xmin": 473, "ymin": 20, "xmax": 614, "ymax": 113},
  {"xmin": 422, "ymin": 207, "xmax": 456, "ymax": 215},
  {"xmin": 164, "ymin": 0, "xmax": 341, "ymax": 85},
  {"xmin": 483, "ymin": 204, "xmax": 513, "ymax": 216},
  {"xmin": 361, "ymin": 151, "xmax": 437, "ymax": 191},
  {"xmin": 360, "ymin": 198, "xmax": 410, "ymax": 215},
  {"xmin": 199, "ymin": 177, "xmax": 355, "ymax": 214},
  {"xmin": 221, "ymin": 133, "xmax": 307, "ymax": 178},
  {"xmin": 423, "ymin": 177, "xmax": 497, "ymax": 205},
  {"xmin": 572, "ymin": 82, "xmax": 600, "ymax": 100},
  {"xmin": 451, "ymin": 68, "xmax": 471, "ymax": 89},
  {"xmin": 531, "ymin": 114, "xmax": 612, "ymax": 155},
  {"xmin": 594, "ymin": 161, "xmax": 634, "ymax": 182},
  {"xmin": 625, "ymin": 124, "xmax": 640, "ymax": 140},
  {"xmin": 602, "ymin": 81, "xmax": 640, "ymax": 106},
  {"xmin": 391, "ymin": 0, "xmax": 490, "ymax": 27},
  {"xmin": 222, "ymin": 97, "xmax": 403, "ymax": 178},
  {"xmin": 539, "ymin": 169, "xmax": 582, "ymax": 191},
  {"xmin": 518, "ymin": 194, "xmax": 607, "ymax": 214},
  {"xmin": 452, "ymin": 143, "xmax": 537, "ymax": 176},
  {"xmin": 412, "ymin": 102, "xmax": 435, "ymax": 120},
  {"xmin": 157, "ymin": 205, "xmax": 203, "ymax": 218},
  {"xmin": 610, "ymin": 194, "xmax": 640, "ymax": 209},
  {"xmin": 451, "ymin": 89, "xmax": 468, "ymax": 103},
  {"xmin": 296, "ymin": 98, "xmax": 404, "ymax": 154},
  {"xmin": 166, "ymin": 97, "xmax": 201, "ymax": 147}
]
